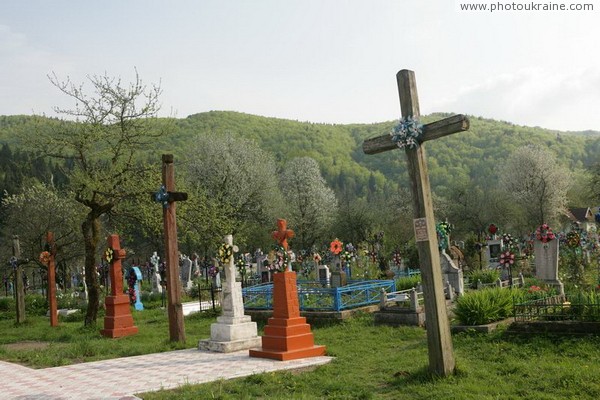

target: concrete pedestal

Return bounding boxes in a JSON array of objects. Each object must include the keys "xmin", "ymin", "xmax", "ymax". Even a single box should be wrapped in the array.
[{"xmin": 249, "ymin": 271, "xmax": 325, "ymax": 361}]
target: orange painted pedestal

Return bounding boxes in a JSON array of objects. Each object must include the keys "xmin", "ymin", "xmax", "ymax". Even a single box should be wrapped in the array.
[
  {"xmin": 100, "ymin": 234, "xmax": 138, "ymax": 338},
  {"xmin": 249, "ymin": 271, "xmax": 325, "ymax": 361}
]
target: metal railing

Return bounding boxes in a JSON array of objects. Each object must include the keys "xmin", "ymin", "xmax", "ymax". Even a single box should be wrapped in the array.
[
  {"xmin": 514, "ymin": 294, "xmax": 600, "ymax": 322},
  {"xmin": 242, "ymin": 279, "xmax": 396, "ymax": 312}
]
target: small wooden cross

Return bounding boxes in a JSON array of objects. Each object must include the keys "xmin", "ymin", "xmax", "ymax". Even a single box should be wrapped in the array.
[
  {"xmin": 11, "ymin": 236, "xmax": 28, "ymax": 324},
  {"xmin": 363, "ymin": 70, "xmax": 470, "ymax": 377},
  {"xmin": 46, "ymin": 232, "xmax": 58, "ymax": 327},
  {"xmin": 272, "ymin": 218, "xmax": 295, "ymax": 251}
]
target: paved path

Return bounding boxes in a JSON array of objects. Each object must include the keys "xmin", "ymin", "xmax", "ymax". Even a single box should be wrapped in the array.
[{"xmin": 0, "ymin": 349, "xmax": 333, "ymax": 399}]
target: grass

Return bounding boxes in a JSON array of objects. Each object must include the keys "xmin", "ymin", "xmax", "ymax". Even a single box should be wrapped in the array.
[
  {"xmin": 0, "ymin": 305, "xmax": 216, "ymax": 368},
  {"xmin": 3, "ymin": 303, "xmax": 600, "ymax": 399}
]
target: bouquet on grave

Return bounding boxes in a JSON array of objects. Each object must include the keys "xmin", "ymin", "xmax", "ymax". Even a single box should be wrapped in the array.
[{"xmin": 268, "ymin": 245, "xmax": 290, "ymax": 273}]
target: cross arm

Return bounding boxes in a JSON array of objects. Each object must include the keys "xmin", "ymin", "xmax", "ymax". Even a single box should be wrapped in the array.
[{"xmin": 362, "ymin": 114, "xmax": 469, "ymax": 155}]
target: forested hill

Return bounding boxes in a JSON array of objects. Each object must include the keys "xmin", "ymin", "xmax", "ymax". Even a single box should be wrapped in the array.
[
  {"xmin": 1, "ymin": 111, "xmax": 599, "ymax": 199},
  {"xmin": 172, "ymin": 111, "xmax": 600, "ymax": 198}
]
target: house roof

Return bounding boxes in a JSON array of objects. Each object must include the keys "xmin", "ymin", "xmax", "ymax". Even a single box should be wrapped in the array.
[{"xmin": 567, "ymin": 207, "xmax": 592, "ymax": 222}]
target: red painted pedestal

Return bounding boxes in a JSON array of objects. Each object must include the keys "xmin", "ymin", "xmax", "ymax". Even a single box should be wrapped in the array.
[
  {"xmin": 249, "ymin": 271, "xmax": 325, "ymax": 361},
  {"xmin": 100, "ymin": 234, "xmax": 138, "ymax": 338}
]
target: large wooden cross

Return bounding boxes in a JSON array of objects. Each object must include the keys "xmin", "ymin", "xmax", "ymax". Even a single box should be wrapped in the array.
[
  {"xmin": 159, "ymin": 154, "xmax": 187, "ymax": 343},
  {"xmin": 363, "ymin": 69, "xmax": 469, "ymax": 377}
]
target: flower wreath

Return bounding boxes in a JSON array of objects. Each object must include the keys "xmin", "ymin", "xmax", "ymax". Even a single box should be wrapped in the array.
[
  {"xmin": 341, "ymin": 250, "xmax": 353, "ymax": 263},
  {"xmin": 499, "ymin": 250, "xmax": 515, "ymax": 267},
  {"xmin": 566, "ymin": 231, "xmax": 581, "ymax": 248},
  {"xmin": 436, "ymin": 221, "xmax": 452, "ymax": 250},
  {"xmin": 502, "ymin": 233, "xmax": 515, "ymax": 249},
  {"xmin": 535, "ymin": 224, "xmax": 556, "ymax": 243},
  {"xmin": 218, "ymin": 243, "xmax": 233, "ymax": 264},
  {"xmin": 39, "ymin": 251, "xmax": 51, "ymax": 266},
  {"xmin": 127, "ymin": 268, "xmax": 137, "ymax": 304},
  {"xmin": 330, "ymin": 239, "xmax": 343, "ymax": 255},
  {"xmin": 236, "ymin": 257, "xmax": 247, "ymax": 274},
  {"xmin": 393, "ymin": 251, "xmax": 402, "ymax": 267},
  {"xmin": 104, "ymin": 247, "xmax": 114, "ymax": 263},
  {"xmin": 270, "ymin": 245, "xmax": 290, "ymax": 272},
  {"xmin": 390, "ymin": 116, "xmax": 423, "ymax": 149}
]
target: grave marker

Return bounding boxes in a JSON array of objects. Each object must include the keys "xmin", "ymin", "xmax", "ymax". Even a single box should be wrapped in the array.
[
  {"xmin": 153, "ymin": 154, "xmax": 187, "ymax": 343},
  {"xmin": 10, "ymin": 236, "xmax": 27, "ymax": 324},
  {"xmin": 250, "ymin": 219, "xmax": 325, "ymax": 361},
  {"xmin": 44, "ymin": 232, "xmax": 58, "ymax": 327},
  {"xmin": 198, "ymin": 234, "xmax": 261, "ymax": 352},
  {"xmin": 362, "ymin": 69, "xmax": 469, "ymax": 376},
  {"xmin": 100, "ymin": 234, "xmax": 138, "ymax": 338}
]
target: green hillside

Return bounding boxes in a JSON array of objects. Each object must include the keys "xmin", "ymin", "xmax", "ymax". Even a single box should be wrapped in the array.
[{"xmin": 1, "ymin": 111, "xmax": 599, "ymax": 201}]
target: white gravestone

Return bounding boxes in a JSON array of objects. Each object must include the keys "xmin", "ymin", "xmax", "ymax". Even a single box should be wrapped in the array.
[
  {"xmin": 150, "ymin": 252, "xmax": 163, "ymax": 294},
  {"xmin": 485, "ymin": 239, "xmax": 503, "ymax": 269},
  {"xmin": 439, "ymin": 252, "xmax": 464, "ymax": 297},
  {"xmin": 318, "ymin": 265, "xmax": 331, "ymax": 287},
  {"xmin": 534, "ymin": 239, "xmax": 564, "ymax": 295},
  {"xmin": 199, "ymin": 235, "xmax": 261, "ymax": 352}
]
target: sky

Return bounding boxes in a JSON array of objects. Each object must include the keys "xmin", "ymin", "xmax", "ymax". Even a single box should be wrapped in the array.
[{"xmin": 1, "ymin": 0, "xmax": 600, "ymax": 132}]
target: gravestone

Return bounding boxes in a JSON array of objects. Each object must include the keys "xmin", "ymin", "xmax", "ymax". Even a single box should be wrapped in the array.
[
  {"xmin": 330, "ymin": 271, "xmax": 347, "ymax": 288},
  {"xmin": 318, "ymin": 265, "xmax": 331, "ymax": 287},
  {"xmin": 485, "ymin": 239, "xmax": 502, "ymax": 269},
  {"xmin": 100, "ymin": 234, "xmax": 138, "ymax": 338},
  {"xmin": 437, "ymin": 224, "xmax": 464, "ymax": 296},
  {"xmin": 180, "ymin": 254, "xmax": 194, "ymax": 291},
  {"xmin": 199, "ymin": 234, "xmax": 261, "ymax": 352},
  {"xmin": 131, "ymin": 266, "xmax": 144, "ymax": 311},
  {"xmin": 250, "ymin": 219, "xmax": 325, "ymax": 361},
  {"xmin": 362, "ymin": 69, "xmax": 468, "ymax": 376},
  {"xmin": 534, "ymin": 238, "xmax": 564, "ymax": 295},
  {"xmin": 439, "ymin": 253, "xmax": 464, "ymax": 296},
  {"xmin": 150, "ymin": 252, "xmax": 163, "ymax": 294}
]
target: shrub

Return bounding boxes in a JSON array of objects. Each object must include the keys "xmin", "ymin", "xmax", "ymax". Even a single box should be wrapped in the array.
[
  {"xmin": 395, "ymin": 274, "xmax": 421, "ymax": 291},
  {"xmin": 0, "ymin": 296, "xmax": 15, "ymax": 312},
  {"xmin": 454, "ymin": 287, "xmax": 516, "ymax": 326},
  {"xmin": 465, "ymin": 269, "xmax": 500, "ymax": 289},
  {"xmin": 25, "ymin": 294, "xmax": 48, "ymax": 316}
]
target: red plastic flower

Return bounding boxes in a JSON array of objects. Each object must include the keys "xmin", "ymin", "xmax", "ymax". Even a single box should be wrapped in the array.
[{"xmin": 330, "ymin": 239, "xmax": 343, "ymax": 255}]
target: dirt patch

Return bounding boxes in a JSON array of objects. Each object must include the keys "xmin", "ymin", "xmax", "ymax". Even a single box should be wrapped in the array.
[{"xmin": 3, "ymin": 341, "xmax": 52, "ymax": 351}]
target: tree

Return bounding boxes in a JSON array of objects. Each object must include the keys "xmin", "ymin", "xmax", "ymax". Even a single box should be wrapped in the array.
[
  {"xmin": 1, "ymin": 183, "xmax": 85, "ymax": 283},
  {"xmin": 499, "ymin": 145, "xmax": 571, "ymax": 231},
  {"xmin": 185, "ymin": 132, "xmax": 283, "ymax": 250},
  {"xmin": 34, "ymin": 71, "xmax": 169, "ymax": 326},
  {"xmin": 280, "ymin": 157, "xmax": 337, "ymax": 249}
]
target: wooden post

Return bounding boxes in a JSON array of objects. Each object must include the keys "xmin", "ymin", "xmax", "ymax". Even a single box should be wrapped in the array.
[
  {"xmin": 362, "ymin": 70, "xmax": 470, "ymax": 376},
  {"xmin": 46, "ymin": 232, "xmax": 58, "ymax": 327},
  {"xmin": 12, "ymin": 236, "xmax": 26, "ymax": 324},
  {"xmin": 162, "ymin": 154, "xmax": 186, "ymax": 343}
]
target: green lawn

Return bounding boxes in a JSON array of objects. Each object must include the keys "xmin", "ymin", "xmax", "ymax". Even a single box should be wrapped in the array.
[{"xmin": 2, "ymin": 307, "xmax": 600, "ymax": 399}]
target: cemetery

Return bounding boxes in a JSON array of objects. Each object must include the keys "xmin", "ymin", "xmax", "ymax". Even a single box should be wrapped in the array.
[{"xmin": 2, "ymin": 68, "xmax": 600, "ymax": 399}]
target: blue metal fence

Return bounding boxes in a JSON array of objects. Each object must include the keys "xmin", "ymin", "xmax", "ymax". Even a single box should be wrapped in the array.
[{"xmin": 242, "ymin": 279, "xmax": 396, "ymax": 312}]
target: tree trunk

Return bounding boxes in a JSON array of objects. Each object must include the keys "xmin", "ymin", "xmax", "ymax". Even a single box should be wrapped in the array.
[{"xmin": 82, "ymin": 211, "xmax": 101, "ymax": 326}]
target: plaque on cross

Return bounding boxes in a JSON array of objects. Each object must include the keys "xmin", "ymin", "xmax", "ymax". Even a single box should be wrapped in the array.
[{"xmin": 362, "ymin": 69, "xmax": 470, "ymax": 377}]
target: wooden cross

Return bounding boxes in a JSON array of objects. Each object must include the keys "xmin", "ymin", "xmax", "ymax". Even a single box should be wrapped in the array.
[
  {"xmin": 11, "ymin": 236, "xmax": 27, "ymax": 324},
  {"xmin": 363, "ymin": 70, "xmax": 470, "ymax": 377},
  {"xmin": 159, "ymin": 154, "xmax": 186, "ymax": 343},
  {"xmin": 46, "ymin": 232, "xmax": 58, "ymax": 327},
  {"xmin": 272, "ymin": 218, "xmax": 295, "ymax": 251}
]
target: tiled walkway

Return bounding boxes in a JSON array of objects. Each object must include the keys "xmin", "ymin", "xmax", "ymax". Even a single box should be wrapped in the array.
[{"xmin": 0, "ymin": 349, "xmax": 333, "ymax": 399}]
